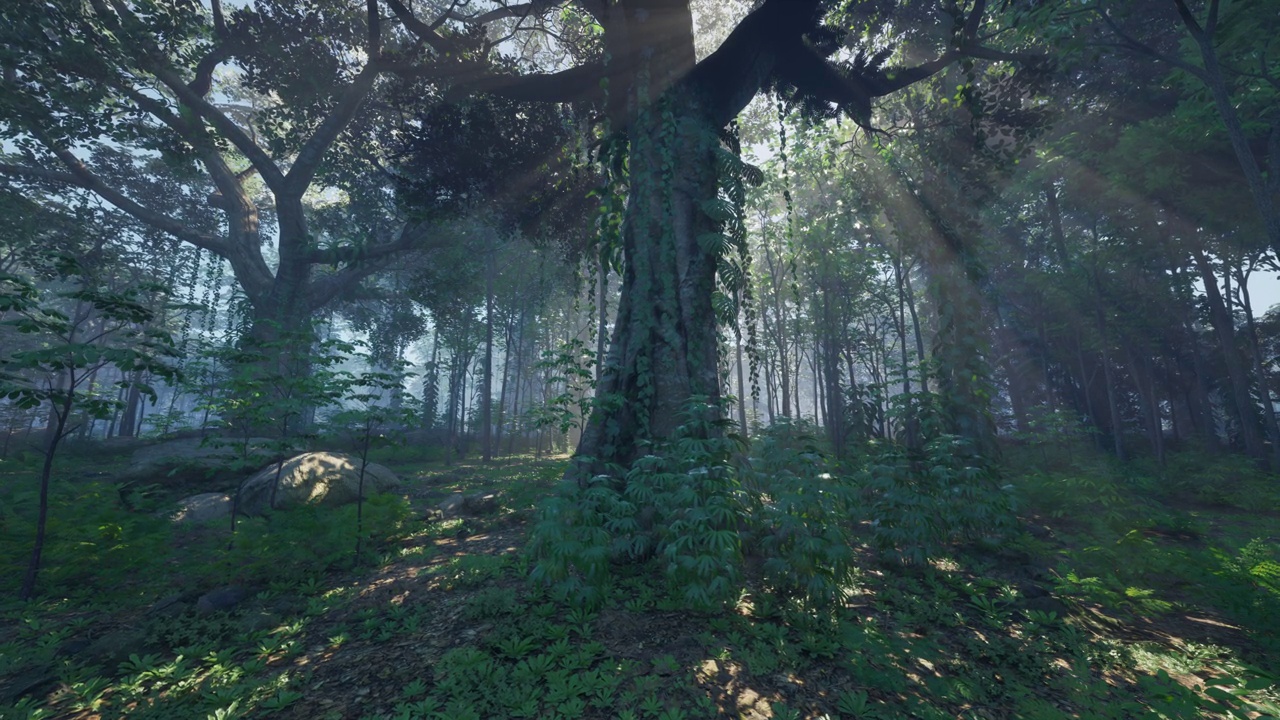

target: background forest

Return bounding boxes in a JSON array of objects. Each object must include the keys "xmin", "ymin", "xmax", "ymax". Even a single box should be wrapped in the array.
[{"xmin": 1, "ymin": 0, "xmax": 1279, "ymax": 718}]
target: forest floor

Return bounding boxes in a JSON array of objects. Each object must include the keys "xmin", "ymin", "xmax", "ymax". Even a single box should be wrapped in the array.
[{"xmin": 1, "ymin": 441, "xmax": 1279, "ymax": 719}]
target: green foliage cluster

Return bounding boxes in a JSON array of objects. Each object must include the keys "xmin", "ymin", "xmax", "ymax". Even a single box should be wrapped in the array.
[
  {"xmin": 0, "ymin": 476, "xmax": 171, "ymax": 602},
  {"xmin": 217, "ymin": 494, "xmax": 412, "ymax": 587},
  {"xmin": 861, "ymin": 434, "xmax": 1018, "ymax": 565},
  {"xmin": 0, "ymin": 473, "xmax": 412, "ymax": 602},
  {"xmin": 737, "ymin": 419, "xmax": 856, "ymax": 606},
  {"xmin": 531, "ymin": 400, "xmax": 744, "ymax": 610},
  {"xmin": 532, "ymin": 396, "xmax": 1021, "ymax": 611},
  {"xmin": 523, "ymin": 338, "xmax": 596, "ymax": 439},
  {"xmin": 1009, "ymin": 448, "xmax": 1280, "ymax": 671}
]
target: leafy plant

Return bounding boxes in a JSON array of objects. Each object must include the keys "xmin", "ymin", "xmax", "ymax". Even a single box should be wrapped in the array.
[
  {"xmin": 861, "ymin": 434, "xmax": 1016, "ymax": 564},
  {"xmin": 531, "ymin": 398, "xmax": 744, "ymax": 610},
  {"xmin": 323, "ymin": 356, "xmax": 417, "ymax": 562},
  {"xmin": 0, "ymin": 260, "xmax": 181, "ymax": 599}
]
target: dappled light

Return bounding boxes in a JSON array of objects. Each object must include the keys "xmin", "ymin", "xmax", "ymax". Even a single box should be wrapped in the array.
[{"xmin": 3, "ymin": 0, "xmax": 1280, "ymax": 717}]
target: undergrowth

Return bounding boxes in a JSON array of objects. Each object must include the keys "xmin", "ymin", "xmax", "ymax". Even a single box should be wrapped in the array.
[{"xmin": 2, "ymin": 433, "xmax": 1279, "ymax": 719}]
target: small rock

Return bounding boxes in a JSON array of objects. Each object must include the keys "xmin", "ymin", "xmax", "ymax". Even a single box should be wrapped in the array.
[
  {"xmin": 439, "ymin": 493, "xmax": 465, "ymax": 517},
  {"xmin": 147, "ymin": 592, "xmax": 191, "ymax": 618},
  {"xmin": 462, "ymin": 492, "xmax": 499, "ymax": 516},
  {"xmin": 238, "ymin": 610, "xmax": 280, "ymax": 634},
  {"xmin": 79, "ymin": 629, "xmax": 149, "ymax": 669},
  {"xmin": 1022, "ymin": 594, "xmax": 1068, "ymax": 616},
  {"xmin": 1021, "ymin": 583, "xmax": 1049, "ymax": 600},
  {"xmin": 1, "ymin": 669, "xmax": 56, "ymax": 703},
  {"xmin": 197, "ymin": 586, "xmax": 249, "ymax": 614},
  {"xmin": 171, "ymin": 493, "xmax": 232, "ymax": 525},
  {"xmin": 774, "ymin": 674, "xmax": 802, "ymax": 696},
  {"xmin": 55, "ymin": 639, "xmax": 91, "ymax": 658}
]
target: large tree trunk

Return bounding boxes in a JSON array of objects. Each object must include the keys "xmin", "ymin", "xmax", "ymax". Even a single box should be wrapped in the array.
[{"xmin": 569, "ymin": 85, "xmax": 720, "ymax": 482}]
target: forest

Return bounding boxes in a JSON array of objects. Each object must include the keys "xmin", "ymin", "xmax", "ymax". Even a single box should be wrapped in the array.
[{"xmin": 1, "ymin": 0, "xmax": 1279, "ymax": 717}]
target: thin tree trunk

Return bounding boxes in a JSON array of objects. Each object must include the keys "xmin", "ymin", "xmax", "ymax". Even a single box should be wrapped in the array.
[
  {"xmin": 1235, "ymin": 269, "xmax": 1280, "ymax": 469},
  {"xmin": 1193, "ymin": 247, "xmax": 1266, "ymax": 459},
  {"xmin": 482, "ymin": 241, "xmax": 495, "ymax": 462},
  {"xmin": 21, "ymin": 384, "xmax": 73, "ymax": 600},
  {"xmin": 1094, "ymin": 306, "xmax": 1126, "ymax": 461},
  {"xmin": 904, "ymin": 267, "xmax": 928, "ymax": 394},
  {"xmin": 735, "ymin": 320, "xmax": 748, "ymax": 437},
  {"xmin": 1176, "ymin": 13, "xmax": 1280, "ymax": 252}
]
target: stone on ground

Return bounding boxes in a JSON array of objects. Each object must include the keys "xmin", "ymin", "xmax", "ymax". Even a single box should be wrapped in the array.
[
  {"xmin": 171, "ymin": 493, "xmax": 232, "ymax": 525},
  {"xmin": 438, "ymin": 491, "xmax": 500, "ymax": 518},
  {"xmin": 236, "ymin": 452, "xmax": 400, "ymax": 516}
]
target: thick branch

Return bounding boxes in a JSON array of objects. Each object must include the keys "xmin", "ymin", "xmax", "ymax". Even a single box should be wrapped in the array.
[
  {"xmin": 303, "ymin": 224, "xmax": 434, "ymax": 308},
  {"xmin": 449, "ymin": 1, "xmax": 563, "ymax": 26},
  {"xmin": 1097, "ymin": 7, "xmax": 1207, "ymax": 80},
  {"xmin": 145, "ymin": 64, "xmax": 288, "ymax": 193},
  {"xmin": 211, "ymin": 0, "xmax": 228, "ymax": 37},
  {"xmin": 1172, "ymin": 0, "xmax": 1206, "ymax": 39},
  {"xmin": 368, "ymin": 0, "xmax": 381, "ymax": 59},
  {"xmin": 110, "ymin": 80, "xmax": 254, "ymax": 211},
  {"xmin": 0, "ymin": 158, "xmax": 226, "ymax": 254},
  {"xmin": 284, "ymin": 64, "xmax": 380, "ymax": 197},
  {"xmin": 450, "ymin": 61, "xmax": 606, "ymax": 103},
  {"xmin": 386, "ymin": 0, "xmax": 604, "ymax": 105},
  {"xmin": 695, "ymin": 0, "xmax": 825, "ymax": 125},
  {"xmin": 870, "ymin": 51, "xmax": 961, "ymax": 96},
  {"xmin": 385, "ymin": 0, "xmax": 462, "ymax": 56}
]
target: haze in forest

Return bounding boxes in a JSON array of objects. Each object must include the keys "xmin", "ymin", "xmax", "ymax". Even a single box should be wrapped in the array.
[{"xmin": 2, "ymin": 1, "xmax": 1279, "ymax": 718}]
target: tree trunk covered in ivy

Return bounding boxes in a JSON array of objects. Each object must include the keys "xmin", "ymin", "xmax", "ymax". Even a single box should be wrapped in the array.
[
  {"xmin": 570, "ymin": 70, "xmax": 722, "ymax": 481},
  {"xmin": 382, "ymin": 0, "xmax": 1016, "ymax": 476}
]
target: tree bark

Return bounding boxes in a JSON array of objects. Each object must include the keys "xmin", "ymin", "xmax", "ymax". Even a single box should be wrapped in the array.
[
  {"xmin": 482, "ymin": 239, "xmax": 495, "ymax": 462},
  {"xmin": 1192, "ymin": 247, "xmax": 1266, "ymax": 460},
  {"xmin": 1233, "ymin": 268, "xmax": 1280, "ymax": 469},
  {"xmin": 569, "ymin": 83, "xmax": 721, "ymax": 481}
]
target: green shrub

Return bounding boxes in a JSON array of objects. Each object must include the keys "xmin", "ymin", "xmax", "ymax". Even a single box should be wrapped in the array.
[
  {"xmin": 214, "ymin": 493, "xmax": 412, "ymax": 586},
  {"xmin": 532, "ymin": 404, "xmax": 861, "ymax": 611},
  {"xmin": 739, "ymin": 419, "xmax": 857, "ymax": 607},
  {"xmin": 530, "ymin": 400, "xmax": 743, "ymax": 610},
  {"xmin": 861, "ymin": 435, "xmax": 1017, "ymax": 565},
  {"xmin": 0, "ymin": 478, "xmax": 171, "ymax": 601}
]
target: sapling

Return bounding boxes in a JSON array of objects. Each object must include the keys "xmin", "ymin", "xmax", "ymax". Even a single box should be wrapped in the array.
[
  {"xmin": 202, "ymin": 327, "xmax": 354, "ymax": 536},
  {"xmin": 326, "ymin": 358, "xmax": 415, "ymax": 563},
  {"xmin": 0, "ymin": 262, "xmax": 181, "ymax": 599}
]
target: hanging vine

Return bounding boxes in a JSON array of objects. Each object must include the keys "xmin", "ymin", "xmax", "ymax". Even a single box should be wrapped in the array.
[
  {"xmin": 717, "ymin": 118, "xmax": 763, "ymax": 408},
  {"xmin": 776, "ymin": 99, "xmax": 802, "ymax": 302}
]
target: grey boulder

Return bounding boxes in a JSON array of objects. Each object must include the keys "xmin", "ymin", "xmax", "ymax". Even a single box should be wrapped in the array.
[
  {"xmin": 171, "ymin": 493, "xmax": 232, "ymax": 525},
  {"xmin": 236, "ymin": 452, "xmax": 401, "ymax": 516}
]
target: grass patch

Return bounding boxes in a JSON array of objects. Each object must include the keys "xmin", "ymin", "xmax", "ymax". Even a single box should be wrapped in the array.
[{"xmin": 2, "ymin": 446, "xmax": 1278, "ymax": 719}]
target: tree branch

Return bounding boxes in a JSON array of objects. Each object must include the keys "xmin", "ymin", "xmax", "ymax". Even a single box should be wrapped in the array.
[
  {"xmin": 1097, "ymin": 7, "xmax": 1208, "ymax": 80},
  {"xmin": 284, "ymin": 63, "xmax": 381, "ymax": 197},
  {"xmin": 385, "ymin": 0, "xmax": 463, "ymax": 56},
  {"xmin": 109, "ymin": 80, "xmax": 256, "ymax": 209},
  {"xmin": 304, "ymin": 223, "xmax": 437, "ymax": 309},
  {"xmin": 142, "ymin": 65, "xmax": 288, "ymax": 193},
  {"xmin": 448, "ymin": 1, "xmax": 564, "ymax": 26},
  {"xmin": 368, "ymin": 0, "xmax": 382, "ymax": 60},
  {"xmin": 211, "ymin": 0, "xmax": 228, "ymax": 37},
  {"xmin": 0, "ymin": 157, "xmax": 227, "ymax": 254},
  {"xmin": 1172, "ymin": 0, "xmax": 1206, "ymax": 39},
  {"xmin": 453, "ymin": 61, "xmax": 607, "ymax": 103},
  {"xmin": 385, "ymin": 0, "xmax": 600, "ymax": 105}
]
